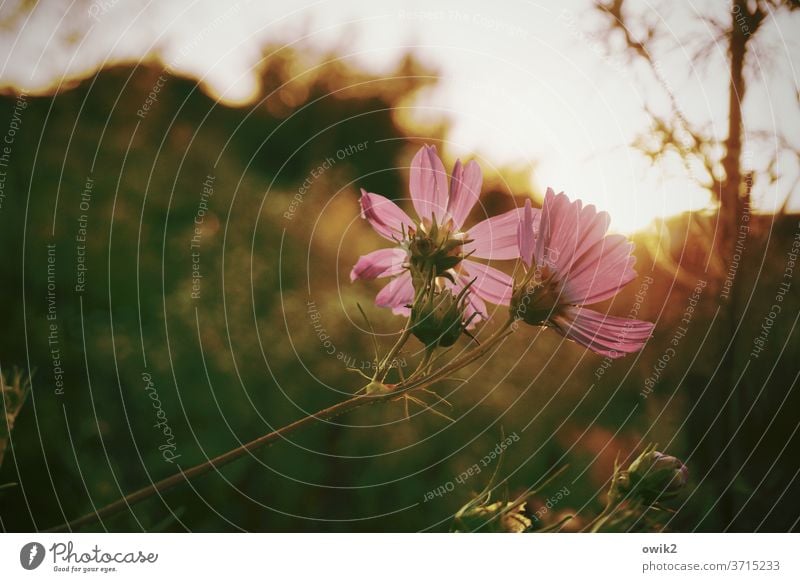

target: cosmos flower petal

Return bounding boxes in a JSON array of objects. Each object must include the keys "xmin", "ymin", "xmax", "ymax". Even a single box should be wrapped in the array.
[
  {"xmin": 359, "ymin": 189, "xmax": 414, "ymax": 241},
  {"xmin": 551, "ymin": 306, "xmax": 654, "ymax": 358},
  {"xmin": 447, "ymin": 159, "xmax": 482, "ymax": 229},
  {"xmin": 465, "ymin": 206, "xmax": 540, "ymax": 260},
  {"xmin": 517, "ymin": 199, "xmax": 535, "ymax": 268},
  {"xmin": 350, "ymin": 248, "xmax": 408, "ymax": 281},
  {"xmin": 571, "ymin": 205, "xmax": 611, "ymax": 264},
  {"xmin": 534, "ymin": 188, "xmax": 579, "ymax": 272},
  {"xmin": 560, "ymin": 236, "xmax": 637, "ymax": 304},
  {"xmin": 409, "ymin": 145, "xmax": 449, "ymax": 221},
  {"xmin": 550, "ymin": 201, "xmax": 612, "ymax": 280},
  {"xmin": 375, "ymin": 271, "xmax": 414, "ymax": 316},
  {"xmin": 461, "ymin": 259, "xmax": 514, "ymax": 306},
  {"xmin": 532, "ymin": 189, "xmax": 639, "ymax": 306}
]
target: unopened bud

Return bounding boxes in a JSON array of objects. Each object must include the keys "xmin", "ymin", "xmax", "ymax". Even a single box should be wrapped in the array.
[
  {"xmin": 411, "ymin": 289, "xmax": 468, "ymax": 348},
  {"xmin": 623, "ymin": 449, "xmax": 688, "ymax": 504}
]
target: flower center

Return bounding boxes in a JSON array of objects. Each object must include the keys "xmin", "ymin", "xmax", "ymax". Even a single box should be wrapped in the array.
[
  {"xmin": 510, "ymin": 266, "xmax": 562, "ymax": 325},
  {"xmin": 407, "ymin": 218, "xmax": 468, "ymax": 280}
]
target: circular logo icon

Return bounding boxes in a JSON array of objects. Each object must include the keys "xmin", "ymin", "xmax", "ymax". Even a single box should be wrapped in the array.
[{"xmin": 19, "ymin": 542, "xmax": 46, "ymax": 570}]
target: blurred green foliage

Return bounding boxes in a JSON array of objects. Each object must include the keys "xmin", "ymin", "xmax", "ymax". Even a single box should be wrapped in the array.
[{"xmin": 0, "ymin": 46, "xmax": 798, "ymax": 532}]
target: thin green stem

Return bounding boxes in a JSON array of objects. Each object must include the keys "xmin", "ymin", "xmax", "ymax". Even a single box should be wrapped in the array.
[
  {"xmin": 46, "ymin": 317, "xmax": 517, "ymax": 533},
  {"xmin": 407, "ymin": 347, "xmax": 434, "ymax": 382},
  {"xmin": 418, "ymin": 318, "xmax": 515, "ymax": 384},
  {"xmin": 374, "ymin": 325, "xmax": 411, "ymax": 382},
  {"xmin": 46, "ymin": 393, "xmax": 380, "ymax": 533},
  {"xmin": 583, "ymin": 495, "xmax": 624, "ymax": 533}
]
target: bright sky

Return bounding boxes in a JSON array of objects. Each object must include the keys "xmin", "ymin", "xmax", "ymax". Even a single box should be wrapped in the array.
[{"xmin": 2, "ymin": 0, "xmax": 799, "ymax": 232}]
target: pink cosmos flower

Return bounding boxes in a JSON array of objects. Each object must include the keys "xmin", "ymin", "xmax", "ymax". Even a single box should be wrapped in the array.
[
  {"xmin": 514, "ymin": 188, "xmax": 654, "ymax": 358},
  {"xmin": 351, "ymin": 145, "xmax": 536, "ymax": 324}
]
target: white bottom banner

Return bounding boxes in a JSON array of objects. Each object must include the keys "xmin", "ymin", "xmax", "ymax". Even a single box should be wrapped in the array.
[{"xmin": 1, "ymin": 533, "xmax": 797, "ymax": 580}]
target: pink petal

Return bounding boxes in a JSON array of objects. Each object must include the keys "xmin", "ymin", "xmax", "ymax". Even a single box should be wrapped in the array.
[
  {"xmin": 535, "ymin": 188, "xmax": 637, "ymax": 306},
  {"xmin": 446, "ymin": 159, "xmax": 482, "ymax": 229},
  {"xmin": 534, "ymin": 188, "xmax": 578, "ymax": 271},
  {"xmin": 375, "ymin": 271, "xmax": 414, "ymax": 316},
  {"xmin": 409, "ymin": 145, "xmax": 449, "ymax": 221},
  {"xmin": 461, "ymin": 260, "xmax": 513, "ymax": 306},
  {"xmin": 570, "ymin": 205, "xmax": 612, "ymax": 265},
  {"xmin": 551, "ymin": 306, "xmax": 654, "ymax": 358},
  {"xmin": 465, "ymin": 206, "xmax": 540, "ymax": 260},
  {"xmin": 561, "ymin": 236, "xmax": 637, "ymax": 304},
  {"xmin": 360, "ymin": 189, "xmax": 414, "ymax": 241},
  {"xmin": 350, "ymin": 248, "xmax": 408, "ymax": 281},
  {"xmin": 517, "ymin": 199, "xmax": 535, "ymax": 268}
]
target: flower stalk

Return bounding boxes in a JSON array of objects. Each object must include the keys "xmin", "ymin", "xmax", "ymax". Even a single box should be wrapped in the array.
[{"xmin": 46, "ymin": 315, "xmax": 518, "ymax": 533}]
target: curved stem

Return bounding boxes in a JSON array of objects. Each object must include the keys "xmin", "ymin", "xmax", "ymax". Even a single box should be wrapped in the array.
[
  {"xmin": 375, "ymin": 325, "xmax": 411, "ymax": 382},
  {"xmin": 407, "ymin": 347, "xmax": 434, "ymax": 382},
  {"xmin": 582, "ymin": 493, "xmax": 626, "ymax": 533},
  {"xmin": 46, "ymin": 318, "xmax": 517, "ymax": 533},
  {"xmin": 45, "ymin": 393, "xmax": 386, "ymax": 532}
]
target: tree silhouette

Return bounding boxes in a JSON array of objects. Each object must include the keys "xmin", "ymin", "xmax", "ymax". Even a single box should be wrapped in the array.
[{"xmin": 595, "ymin": 0, "xmax": 800, "ymax": 528}]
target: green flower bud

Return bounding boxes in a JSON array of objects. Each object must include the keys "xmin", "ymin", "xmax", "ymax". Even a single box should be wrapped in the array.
[
  {"xmin": 623, "ymin": 449, "xmax": 688, "ymax": 504},
  {"xmin": 411, "ymin": 288, "xmax": 469, "ymax": 348}
]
